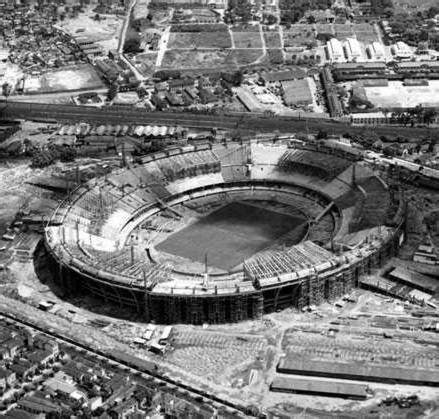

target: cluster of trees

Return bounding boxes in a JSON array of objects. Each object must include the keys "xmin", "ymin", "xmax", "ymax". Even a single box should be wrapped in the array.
[
  {"xmin": 107, "ymin": 82, "xmax": 119, "ymax": 101},
  {"xmin": 124, "ymin": 27, "xmax": 142, "ymax": 54},
  {"xmin": 289, "ymin": 53, "xmax": 321, "ymax": 66},
  {"xmin": 386, "ymin": 106, "xmax": 437, "ymax": 127},
  {"xmin": 224, "ymin": 0, "xmax": 253, "ymax": 24},
  {"xmin": 369, "ymin": 0, "xmax": 393, "ymax": 15},
  {"xmin": 30, "ymin": 145, "xmax": 77, "ymax": 168},
  {"xmin": 349, "ymin": 95, "xmax": 374, "ymax": 111},
  {"xmin": 280, "ymin": 0, "xmax": 333, "ymax": 25},
  {"xmin": 388, "ymin": 7, "xmax": 439, "ymax": 45},
  {"xmin": 262, "ymin": 14, "xmax": 277, "ymax": 25}
]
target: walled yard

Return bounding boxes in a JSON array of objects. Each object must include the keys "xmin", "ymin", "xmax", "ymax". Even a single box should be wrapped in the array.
[{"xmin": 23, "ymin": 64, "xmax": 105, "ymax": 94}]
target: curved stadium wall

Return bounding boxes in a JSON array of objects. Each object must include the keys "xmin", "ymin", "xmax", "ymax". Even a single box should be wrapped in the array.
[{"xmin": 44, "ymin": 140, "xmax": 406, "ymax": 324}]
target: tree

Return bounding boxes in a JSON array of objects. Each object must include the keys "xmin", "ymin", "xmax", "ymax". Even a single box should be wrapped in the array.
[
  {"xmin": 316, "ymin": 129, "xmax": 328, "ymax": 140},
  {"xmin": 2, "ymin": 82, "xmax": 11, "ymax": 100},
  {"xmin": 423, "ymin": 109, "xmax": 437, "ymax": 126},
  {"xmin": 59, "ymin": 146, "xmax": 77, "ymax": 162},
  {"xmin": 123, "ymin": 35, "xmax": 141, "ymax": 53},
  {"xmin": 31, "ymin": 150, "xmax": 56, "ymax": 168},
  {"xmin": 265, "ymin": 14, "xmax": 277, "ymax": 25},
  {"xmin": 107, "ymin": 82, "xmax": 118, "ymax": 101},
  {"xmin": 137, "ymin": 86, "xmax": 148, "ymax": 99}
]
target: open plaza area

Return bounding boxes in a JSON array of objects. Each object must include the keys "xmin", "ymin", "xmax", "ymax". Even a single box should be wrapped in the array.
[{"xmin": 365, "ymin": 81, "xmax": 439, "ymax": 109}]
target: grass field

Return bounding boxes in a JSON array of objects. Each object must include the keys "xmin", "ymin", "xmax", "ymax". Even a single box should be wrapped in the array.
[
  {"xmin": 232, "ymin": 31, "xmax": 263, "ymax": 49},
  {"xmin": 267, "ymin": 49, "xmax": 284, "ymax": 64},
  {"xmin": 283, "ymin": 26, "xmax": 316, "ymax": 48},
  {"xmin": 134, "ymin": 53, "xmax": 157, "ymax": 76},
  {"xmin": 161, "ymin": 49, "xmax": 230, "ymax": 69},
  {"xmin": 160, "ymin": 49, "xmax": 263, "ymax": 70},
  {"xmin": 157, "ymin": 202, "xmax": 303, "ymax": 270},
  {"xmin": 168, "ymin": 32, "xmax": 232, "ymax": 49},
  {"xmin": 264, "ymin": 31, "xmax": 282, "ymax": 48}
]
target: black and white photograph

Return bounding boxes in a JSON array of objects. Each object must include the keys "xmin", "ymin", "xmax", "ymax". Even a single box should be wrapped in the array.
[{"xmin": 0, "ymin": 0, "xmax": 438, "ymax": 417}]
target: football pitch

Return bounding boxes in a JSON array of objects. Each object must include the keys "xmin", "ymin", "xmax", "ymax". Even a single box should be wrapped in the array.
[{"xmin": 157, "ymin": 202, "xmax": 304, "ymax": 270}]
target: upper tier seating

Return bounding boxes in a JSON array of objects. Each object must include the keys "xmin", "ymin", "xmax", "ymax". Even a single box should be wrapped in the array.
[
  {"xmin": 155, "ymin": 150, "xmax": 220, "ymax": 182},
  {"xmin": 351, "ymin": 176, "xmax": 390, "ymax": 231},
  {"xmin": 278, "ymin": 149, "xmax": 352, "ymax": 181}
]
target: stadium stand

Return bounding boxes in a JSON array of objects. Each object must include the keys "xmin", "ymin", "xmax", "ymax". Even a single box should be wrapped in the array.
[
  {"xmin": 44, "ymin": 140, "xmax": 405, "ymax": 324},
  {"xmin": 278, "ymin": 149, "xmax": 352, "ymax": 181}
]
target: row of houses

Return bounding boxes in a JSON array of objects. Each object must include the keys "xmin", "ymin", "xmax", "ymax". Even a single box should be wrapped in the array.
[{"xmin": 0, "ymin": 319, "xmax": 220, "ymax": 418}]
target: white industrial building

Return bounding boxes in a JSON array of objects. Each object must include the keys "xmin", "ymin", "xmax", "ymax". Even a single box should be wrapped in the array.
[
  {"xmin": 327, "ymin": 38, "xmax": 345, "ymax": 63},
  {"xmin": 366, "ymin": 42, "xmax": 386, "ymax": 61},
  {"xmin": 344, "ymin": 38, "xmax": 363, "ymax": 62},
  {"xmin": 391, "ymin": 41, "xmax": 412, "ymax": 60}
]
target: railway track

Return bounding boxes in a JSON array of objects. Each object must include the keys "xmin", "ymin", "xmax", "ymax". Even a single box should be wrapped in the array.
[
  {"xmin": 0, "ymin": 309, "xmax": 259, "ymax": 417},
  {"xmin": 1, "ymin": 100, "xmax": 438, "ymax": 140}
]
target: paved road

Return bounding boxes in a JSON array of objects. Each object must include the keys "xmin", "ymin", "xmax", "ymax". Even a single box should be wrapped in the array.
[{"xmin": 1, "ymin": 101, "xmax": 438, "ymax": 140}]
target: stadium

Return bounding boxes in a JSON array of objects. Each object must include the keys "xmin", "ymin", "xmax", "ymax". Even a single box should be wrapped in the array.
[{"xmin": 44, "ymin": 139, "xmax": 406, "ymax": 324}]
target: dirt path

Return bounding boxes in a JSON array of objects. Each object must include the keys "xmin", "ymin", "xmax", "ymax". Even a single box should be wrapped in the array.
[{"xmin": 156, "ymin": 26, "xmax": 171, "ymax": 68}]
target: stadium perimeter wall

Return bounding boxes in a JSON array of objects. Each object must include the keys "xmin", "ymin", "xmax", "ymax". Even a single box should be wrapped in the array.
[{"xmin": 44, "ymin": 221, "xmax": 403, "ymax": 324}]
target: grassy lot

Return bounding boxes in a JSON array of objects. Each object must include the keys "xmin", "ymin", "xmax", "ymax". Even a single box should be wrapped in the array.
[
  {"xmin": 263, "ymin": 30, "xmax": 282, "ymax": 48},
  {"xmin": 134, "ymin": 53, "xmax": 157, "ymax": 76},
  {"xmin": 230, "ymin": 23, "xmax": 260, "ymax": 32},
  {"xmin": 230, "ymin": 49, "xmax": 264, "ymax": 66},
  {"xmin": 232, "ymin": 31, "xmax": 263, "ymax": 49},
  {"xmin": 267, "ymin": 49, "xmax": 284, "ymax": 64},
  {"xmin": 355, "ymin": 31, "xmax": 379, "ymax": 43},
  {"xmin": 161, "ymin": 49, "xmax": 263, "ymax": 70},
  {"xmin": 168, "ymin": 32, "xmax": 232, "ymax": 49},
  {"xmin": 283, "ymin": 25, "xmax": 316, "ymax": 48},
  {"xmin": 161, "ymin": 49, "xmax": 231, "ymax": 69},
  {"xmin": 315, "ymin": 23, "xmax": 333, "ymax": 35}
]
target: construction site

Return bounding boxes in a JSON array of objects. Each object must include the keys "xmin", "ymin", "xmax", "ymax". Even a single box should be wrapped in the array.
[
  {"xmin": 40, "ymin": 139, "xmax": 407, "ymax": 324},
  {"xmin": 0, "ymin": 127, "xmax": 439, "ymax": 417}
]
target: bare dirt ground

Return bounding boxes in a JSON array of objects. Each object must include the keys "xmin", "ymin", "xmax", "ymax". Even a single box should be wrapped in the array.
[
  {"xmin": 24, "ymin": 64, "xmax": 105, "ymax": 94},
  {"xmin": 59, "ymin": 7, "xmax": 123, "ymax": 51}
]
